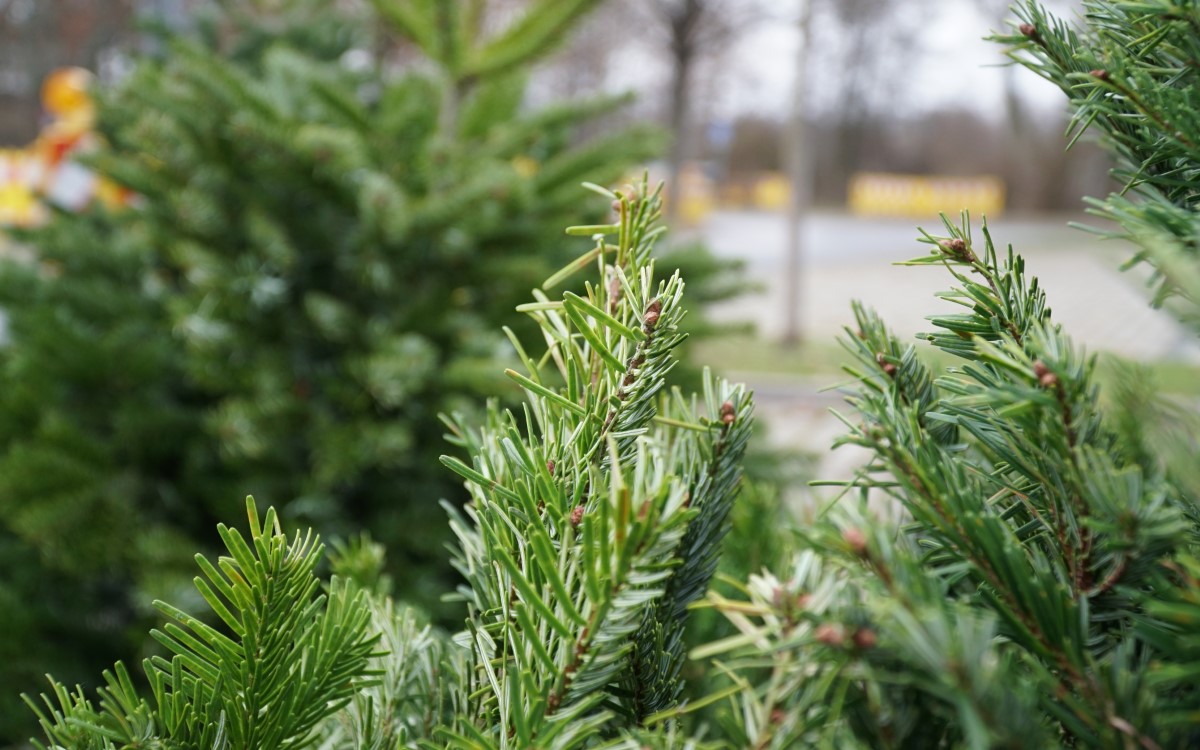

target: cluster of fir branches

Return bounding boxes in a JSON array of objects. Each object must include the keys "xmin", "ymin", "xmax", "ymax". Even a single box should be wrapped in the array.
[
  {"xmin": 25, "ymin": 180, "xmax": 757, "ymax": 750},
  {"xmin": 1002, "ymin": 0, "xmax": 1200, "ymax": 322},
  {"xmin": 686, "ymin": 4, "xmax": 1200, "ymax": 747},
  {"xmin": 687, "ymin": 215, "xmax": 1194, "ymax": 749}
]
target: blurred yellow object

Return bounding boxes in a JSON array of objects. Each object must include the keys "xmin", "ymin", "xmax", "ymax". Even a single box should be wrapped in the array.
[
  {"xmin": 676, "ymin": 163, "xmax": 715, "ymax": 225},
  {"xmin": 0, "ymin": 150, "xmax": 47, "ymax": 227},
  {"xmin": 41, "ymin": 67, "xmax": 95, "ymax": 120},
  {"xmin": 849, "ymin": 172, "xmax": 1005, "ymax": 218},
  {"xmin": 712, "ymin": 172, "xmax": 792, "ymax": 213},
  {"xmin": 752, "ymin": 172, "xmax": 790, "ymax": 211},
  {"xmin": 511, "ymin": 155, "xmax": 539, "ymax": 178},
  {"xmin": 0, "ymin": 183, "xmax": 43, "ymax": 227},
  {"xmin": 0, "ymin": 67, "xmax": 130, "ymax": 227}
]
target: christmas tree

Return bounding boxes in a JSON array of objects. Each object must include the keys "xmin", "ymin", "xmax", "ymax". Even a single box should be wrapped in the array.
[{"xmin": 0, "ymin": 0, "xmax": 673, "ymax": 740}]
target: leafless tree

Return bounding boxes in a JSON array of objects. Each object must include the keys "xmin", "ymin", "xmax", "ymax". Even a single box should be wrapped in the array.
[
  {"xmin": 970, "ymin": 0, "xmax": 1108, "ymax": 211},
  {"xmin": 619, "ymin": 0, "xmax": 771, "ymax": 220},
  {"xmin": 803, "ymin": 0, "xmax": 936, "ymax": 199}
]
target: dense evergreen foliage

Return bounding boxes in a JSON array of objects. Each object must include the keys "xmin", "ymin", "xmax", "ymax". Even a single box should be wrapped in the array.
[
  {"xmin": 28, "ymin": 178, "xmax": 759, "ymax": 750},
  {"xmin": 16, "ymin": 1, "xmax": 1200, "ymax": 748},
  {"xmin": 0, "ymin": 0, "xmax": 675, "ymax": 739}
]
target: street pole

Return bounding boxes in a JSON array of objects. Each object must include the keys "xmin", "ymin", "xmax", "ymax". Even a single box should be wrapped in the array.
[{"xmin": 782, "ymin": 0, "xmax": 813, "ymax": 347}]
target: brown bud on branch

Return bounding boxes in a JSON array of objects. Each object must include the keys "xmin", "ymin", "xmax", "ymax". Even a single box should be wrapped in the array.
[
  {"xmin": 876, "ymin": 352, "xmax": 897, "ymax": 377},
  {"xmin": 720, "ymin": 400, "xmax": 736, "ymax": 425},
  {"xmin": 815, "ymin": 623, "xmax": 847, "ymax": 647},
  {"xmin": 643, "ymin": 299, "xmax": 663, "ymax": 330},
  {"xmin": 852, "ymin": 628, "xmax": 878, "ymax": 650},
  {"xmin": 1033, "ymin": 360, "xmax": 1058, "ymax": 388},
  {"xmin": 843, "ymin": 527, "xmax": 868, "ymax": 556},
  {"xmin": 608, "ymin": 275, "xmax": 622, "ymax": 310},
  {"xmin": 939, "ymin": 237, "xmax": 970, "ymax": 260}
]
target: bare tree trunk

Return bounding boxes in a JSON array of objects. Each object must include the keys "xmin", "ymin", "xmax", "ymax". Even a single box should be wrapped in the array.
[
  {"xmin": 828, "ymin": 15, "xmax": 871, "ymax": 198},
  {"xmin": 665, "ymin": 0, "xmax": 701, "ymax": 225}
]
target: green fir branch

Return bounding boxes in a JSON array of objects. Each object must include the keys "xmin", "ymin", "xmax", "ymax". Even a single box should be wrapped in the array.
[
  {"xmin": 436, "ymin": 180, "xmax": 755, "ymax": 747},
  {"xmin": 25, "ymin": 498, "xmax": 379, "ymax": 749}
]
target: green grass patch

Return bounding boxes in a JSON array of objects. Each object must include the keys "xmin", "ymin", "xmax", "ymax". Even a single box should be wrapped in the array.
[{"xmin": 690, "ymin": 336, "xmax": 851, "ymax": 379}]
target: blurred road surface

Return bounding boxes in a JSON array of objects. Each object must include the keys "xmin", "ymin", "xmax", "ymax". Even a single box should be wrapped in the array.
[{"xmin": 692, "ymin": 210, "xmax": 1200, "ymax": 363}]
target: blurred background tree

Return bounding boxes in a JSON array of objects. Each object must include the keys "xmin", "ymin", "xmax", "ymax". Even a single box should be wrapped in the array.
[
  {"xmin": 2, "ymin": 1, "xmax": 1112, "ymax": 213},
  {"xmin": 617, "ymin": 0, "xmax": 766, "ymax": 220}
]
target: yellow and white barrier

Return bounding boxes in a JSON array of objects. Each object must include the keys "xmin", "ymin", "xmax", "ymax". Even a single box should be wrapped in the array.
[{"xmin": 848, "ymin": 172, "xmax": 1005, "ymax": 218}]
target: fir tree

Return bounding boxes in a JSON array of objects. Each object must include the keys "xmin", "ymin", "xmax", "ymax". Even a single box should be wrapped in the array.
[
  {"xmin": 0, "ymin": 0, "xmax": 673, "ymax": 741},
  {"xmin": 0, "ymin": 210, "xmax": 223, "ymax": 739}
]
